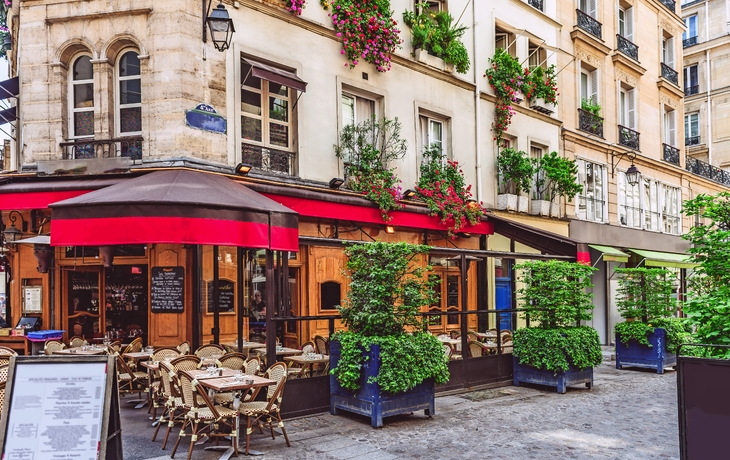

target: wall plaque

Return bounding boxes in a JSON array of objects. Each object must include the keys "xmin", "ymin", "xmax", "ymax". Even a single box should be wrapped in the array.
[{"xmin": 185, "ymin": 103, "xmax": 227, "ymax": 134}]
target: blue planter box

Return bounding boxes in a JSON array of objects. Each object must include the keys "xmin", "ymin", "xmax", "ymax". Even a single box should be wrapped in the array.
[
  {"xmin": 615, "ymin": 327, "xmax": 676, "ymax": 374},
  {"xmin": 329, "ymin": 340, "xmax": 435, "ymax": 428},
  {"xmin": 513, "ymin": 357, "xmax": 594, "ymax": 394}
]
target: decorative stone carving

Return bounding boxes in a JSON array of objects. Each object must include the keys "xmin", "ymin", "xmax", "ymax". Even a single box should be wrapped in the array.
[
  {"xmin": 659, "ymin": 20, "xmax": 676, "ymax": 37},
  {"xmin": 576, "ymin": 47, "xmax": 602, "ymax": 68},
  {"xmin": 615, "ymin": 68, "xmax": 638, "ymax": 87},
  {"xmin": 660, "ymin": 95, "xmax": 678, "ymax": 108}
]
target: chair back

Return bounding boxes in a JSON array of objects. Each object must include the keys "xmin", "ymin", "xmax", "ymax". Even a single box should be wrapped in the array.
[
  {"xmin": 177, "ymin": 341, "xmax": 190, "ymax": 355},
  {"xmin": 218, "ymin": 352, "xmax": 246, "ymax": 371},
  {"xmin": 301, "ymin": 341, "xmax": 315, "ymax": 354},
  {"xmin": 313, "ymin": 336, "xmax": 329, "ymax": 355},
  {"xmin": 151, "ymin": 347, "xmax": 180, "ymax": 362},
  {"xmin": 449, "ymin": 330, "xmax": 461, "ymax": 339},
  {"xmin": 0, "ymin": 382, "xmax": 5, "ymax": 418},
  {"xmin": 170, "ymin": 355, "xmax": 202, "ymax": 373},
  {"xmin": 194, "ymin": 343, "xmax": 225, "ymax": 359},
  {"xmin": 442, "ymin": 343, "xmax": 453, "ymax": 360},
  {"xmin": 0, "ymin": 346, "xmax": 17, "ymax": 356},
  {"xmin": 468, "ymin": 340, "xmax": 486, "ymax": 358},
  {"xmin": 158, "ymin": 361, "xmax": 175, "ymax": 398},
  {"xmin": 244, "ymin": 357, "xmax": 261, "ymax": 376},
  {"xmin": 176, "ymin": 370, "xmax": 204, "ymax": 411},
  {"xmin": 466, "ymin": 331, "xmax": 480, "ymax": 342},
  {"xmin": 263, "ymin": 362, "xmax": 288, "ymax": 409},
  {"xmin": 44, "ymin": 340, "xmax": 65, "ymax": 354},
  {"xmin": 0, "ymin": 363, "xmax": 8, "ymax": 384},
  {"xmin": 115, "ymin": 353, "xmax": 137, "ymax": 377},
  {"xmin": 68, "ymin": 336, "xmax": 88, "ymax": 348},
  {"xmin": 128, "ymin": 337, "xmax": 143, "ymax": 353}
]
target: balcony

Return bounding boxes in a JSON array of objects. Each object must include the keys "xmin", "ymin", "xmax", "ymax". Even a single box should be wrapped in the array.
[
  {"xmin": 577, "ymin": 109, "xmax": 604, "ymax": 137},
  {"xmin": 684, "ymin": 85, "xmax": 699, "ymax": 96},
  {"xmin": 662, "ymin": 143, "xmax": 680, "ymax": 165},
  {"xmin": 686, "ymin": 156, "xmax": 730, "ymax": 186},
  {"xmin": 685, "ymin": 136, "xmax": 701, "ymax": 146},
  {"xmin": 617, "ymin": 35, "xmax": 639, "ymax": 61},
  {"xmin": 576, "ymin": 9, "xmax": 602, "ymax": 40},
  {"xmin": 683, "ymin": 36, "xmax": 698, "ymax": 48},
  {"xmin": 618, "ymin": 125, "xmax": 640, "ymax": 150},
  {"xmin": 241, "ymin": 143, "xmax": 296, "ymax": 176},
  {"xmin": 659, "ymin": 0, "xmax": 675, "ymax": 13},
  {"xmin": 528, "ymin": 0, "xmax": 543, "ymax": 11},
  {"xmin": 661, "ymin": 63, "xmax": 679, "ymax": 86},
  {"xmin": 60, "ymin": 136, "xmax": 143, "ymax": 160}
]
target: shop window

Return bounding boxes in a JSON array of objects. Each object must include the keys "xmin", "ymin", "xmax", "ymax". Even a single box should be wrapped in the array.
[{"xmin": 320, "ymin": 281, "xmax": 341, "ymax": 311}]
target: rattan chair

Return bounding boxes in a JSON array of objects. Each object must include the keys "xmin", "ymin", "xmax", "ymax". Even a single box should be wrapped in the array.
[
  {"xmin": 238, "ymin": 362, "xmax": 291, "ymax": 455},
  {"xmin": 116, "ymin": 353, "xmax": 148, "ymax": 398},
  {"xmin": 449, "ymin": 330, "xmax": 461, "ymax": 340},
  {"xmin": 313, "ymin": 335, "xmax": 329, "ymax": 355},
  {"xmin": 152, "ymin": 361, "xmax": 186, "ymax": 449},
  {"xmin": 177, "ymin": 341, "xmax": 190, "ymax": 355},
  {"xmin": 68, "ymin": 336, "xmax": 88, "ymax": 348},
  {"xmin": 501, "ymin": 339, "xmax": 513, "ymax": 354},
  {"xmin": 466, "ymin": 330, "xmax": 481, "ymax": 342},
  {"xmin": 244, "ymin": 357, "xmax": 262, "ymax": 379},
  {"xmin": 442, "ymin": 343, "xmax": 453, "ymax": 360},
  {"xmin": 44, "ymin": 340, "xmax": 65, "ymax": 354},
  {"xmin": 0, "ymin": 346, "xmax": 17, "ymax": 365},
  {"xmin": 217, "ymin": 352, "xmax": 247, "ymax": 371},
  {"xmin": 194, "ymin": 344, "xmax": 225, "ymax": 359},
  {"xmin": 152, "ymin": 347, "xmax": 181, "ymax": 363},
  {"xmin": 147, "ymin": 347, "xmax": 181, "ymax": 417},
  {"xmin": 301, "ymin": 341, "xmax": 315, "ymax": 354},
  {"xmin": 467, "ymin": 340, "xmax": 490, "ymax": 358}
]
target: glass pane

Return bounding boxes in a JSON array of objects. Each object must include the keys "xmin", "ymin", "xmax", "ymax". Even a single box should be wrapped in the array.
[
  {"xmin": 446, "ymin": 275, "xmax": 459, "ymax": 325},
  {"xmin": 120, "ymin": 107, "xmax": 142, "ymax": 133},
  {"xmin": 73, "ymin": 56, "xmax": 93, "ymax": 81},
  {"xmin": 429, "ymin": 120, "xmax": 443, "ymax": 146},
  {"xmin": 269, "ymin": 97, "xmax": 288, "ymax": 122},
  {"xmin": 241, "ymin": 63, "xmax": 262, "ymax": 89},
  {"xmin": 105, "ymin": 265, "xmax": 148, "ymax": 342},
  {"xmin": 241, "ymin": 116, "xmax": 262, "ymax": 142},
  {"xmin": 241, "ymin": 90, "xmax": 262, "ymax": 115},
  {"xmin": 74, "ymin": 83, "xmax": 94, "ymax": 108},
  {"xmin": 68, "ymin": 272, "xmax": 100, "ymax": 340},
  {"xmin": 119, "ymin": 78, "xmax": 141, "ymax": 104},
  {"xmin": 342, "ymin": 94, "xmax": 355, "ymax": 127},
  {"xmin": 119, "ymin": 52, "xmax": 140, "ymax": 77},
  {"xmin": 580, "ymin": 73, "xmax": 588, "ymax": 101},
  {"xmin": 269, "ymin": 122, "xmax": 289, "ymax": 147},
  {"xmin": 320, "ymin": 282, "xmax": 341, "ymax": 310},
  {"xmin": 74, "ymin": 111, "xmax": 94, "ymax": 137},
  {"xmin": 269, "ymin": 82, "xmax": 288, "ymax": 97}
]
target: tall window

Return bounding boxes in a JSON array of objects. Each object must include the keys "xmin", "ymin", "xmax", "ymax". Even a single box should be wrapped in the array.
[
  {"xmin": 528, "ymin": 43, "xmax": 545, "ymax": 70},
  {"xmin": 618, "ymin": 171, "xmax": 641, "ymax": 228},
  {"xmin": 579, "ymin": 0, "xmax": 597, "ymax": 18},
  {"xmin": 241, "ymin": 61, "xmax": 294, "ymax": 152},
  {"xmin": 342, "ymin": 92, "xmax": 375, "ymax": 128},
  {"xmin": 684, "ymin": 65, "xmax": 698, "ymax": 95},
  {"xmin": 117, "ymin": 51, "xmax": 142, "ymax": 135},
  {"xmin": 420, "ymin": 115, "xmax": 444, "ymax": 154},
  {"xmin": 580, "ymin": 68, "xmax": 599, "ymax": 104},
  {"xmin": 576, "ymin": 159, "xmax": 605, "ymax": 222},
  {"xmin": 618, "ymin": 6, "xmax": 634, "ymax": 41},
  {"xmin": 619, "ymin": 86, "xmax": 636, "ymax": 129},
  {"xmin": 685, "ymin": 112, "xmax": 700, "ymax": 145},
  {"xmin": 70, "ymin": 55, "xmax": 94, "ymax": 139},
  {"xmin": 683, "ymin": 16, "xmax": 697, "ymax": 42},
  {"xmin": 643, "ymin": 179, "xmax": 660, "ymax": 232},
  {"xmin": 495, "ymin": 27, "xmax": 516, "ymax": 56},
  {"xmin": 530, "ymin": 145, "xmax": 543, "ymax": 200},
  {"xmin": 662, "ymin": 185, "xmax": 681, "ymax": 235},
  {"xmin": 662, "ymin": 36, "xmax": 675, "ymax": 69},
  {"xmin": 664, "ymin": 110, "xmax": 676, "ymax": 147}
]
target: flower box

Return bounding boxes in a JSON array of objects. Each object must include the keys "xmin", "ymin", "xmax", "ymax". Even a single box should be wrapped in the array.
[
  {"xmin": 497, "ymin": 194, "xmax": 528, "ymax": 212},
  {"xmin": 330, "ymin": 340, "xmax": 435, "ymax": 427},
  {"xmin": 513, "ymin": 358, "xmax": 594, "ymax": 394},
  {"xmin": 530, "ymin": 97, "xmax": 555, "ymax": 115},
  {"xmin": 530, "ymin": 199, "xmax": 551, "ymax": 216},
  {"xmin": 550, "ymin": 201, "xmax": 561, "ymax": 218},
  {"xmin": 615, "ymin": 327, "xmax": 677, "ymax": 374},
  {"xmin": 415, "ymin": 49, "xmax": 453, "ymax": 73}
]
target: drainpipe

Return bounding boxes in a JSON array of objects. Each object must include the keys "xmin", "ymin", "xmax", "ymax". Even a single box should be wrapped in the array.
[
  {"xmin": 473, "ymin": 0, "xmax": 482, "ymax": 203},
  {"xmin": 706, "ymin": 49, "xmax": 712, "ymax": 164}
]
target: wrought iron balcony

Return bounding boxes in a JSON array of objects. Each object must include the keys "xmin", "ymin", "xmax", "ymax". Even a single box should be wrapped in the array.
[
  {"xmin": 684, "ymin": 85, "xmax": 699, "ymax": 96},
  {"xmin": 241, "ymin": 143, "xmax": 296, "ymax": 175},
  {"xmin": 576, "ymin": 9, "xmax": 602, "ymax": 40},
  {"xmin": 528, "ymin": 0, "xmax": 543, "ymax": 11},
  {"xmin": 577, "ymin": 109, "xmax": 604, "ymax": 137},
  {"xmin": 60, "ymin": 136, "xmax": 143, "ymax": 160},
  {"xmin": 618, "ymin": 125, "xmax": 640, "ymax": 150},
  {"xmin": 683, "ymin": 36, "xmax": 698, "ymax": 48},
  {"xmin": 686, "ymin": 156, "xmax": 730, "ymax": 186},
  {"xmin": 617, "ymin": 35, "xmax": 639, "ymax": 61},
  {"xmin": 659, "ymin": 0, "xmax": 675, "ymax": 13},
  {"xmin": 661, "ymin": 63, "xmax": 679, "ymax": 86},
  {"xmin": 685, "ymin": 136, "xmax": 701, "ymax": 146},
  {"xmin": 662, "ymin": 143, "xmax": 680, "ymax": 165}
]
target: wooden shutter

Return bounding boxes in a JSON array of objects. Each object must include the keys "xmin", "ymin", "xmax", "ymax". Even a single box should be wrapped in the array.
[
  {"xmin": 588, "ymin": 0, "xmax": 597, "ymax": 19},
  {"xmin": 666, "ymin": 111, "xmax": 676, "ymax": 146},
  {"xmin": 627, "ymin": 89, "xmax": 636, "ymax": 129},
  {"xmin": 590, "ymin": 70, "xmax": 599, "ymax": 104},
  {"xmin": 625, "ymin": 7, "xmax": 634, "ymax": 42},
  {"xmin": 665, "ymin": 37, "xmax": 674, "ymax": 69}
]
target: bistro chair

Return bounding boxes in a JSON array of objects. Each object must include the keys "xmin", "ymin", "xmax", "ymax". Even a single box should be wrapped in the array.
[
  {"xmin": 217, "ymin": 352, "xmax": 247, "ymax": 371},
  {"xmin": 194, "ymin": 343, "xmax": 225, "ymax": 359},
  {"xmin": 466, "ymin": 330, "xmax": 480, "ymax": 342},
  {"xmin": 468, "ymin": 340, "xmax": 490, "ymax": 358},
  {"xmin": 301, "ymin": 341, "xmax": 315, "ymax": 354},
  {"xmin": 244, "ymin": 356, "xmax": 262, "ymax": 379},
  {"xmin": 152, "ymin": 347, "xmax": 181, "ymax": 363},
  {"xmin": 152, "ymin": 361, "xmax": 185, "ymax": 449},
  {"xmin": 442, "ymin": 343, "xmax": 453, "ymax": 360},
  {"xmin": 44, "ymin": 340, "xmax": 65, "ymax": 354},
  {"xmin": 449, "ymin": 330, "xmax": 461, "ymax": 340},
  {"xmin": 68, "ymin": 336, "xmax": 88, "ymax": 348},
  {"xmin": 177, "ymin": 341, "xmax": 190, "ymax": 355},
  {"xmin": 148, "ymin": 347, "xmax": 181, "ymax": 418},
  {"xmin": 313, "ymin": 335, "xmax": 329, "ymax": 355},
  {"xmin": 501, "ymin": 338, "xmax": 514, "ymax": 354},
  {"xmin": 0, "ymin": 346, "xmax": 17, "ymax": 365},
  {"xmin": 0, "ymin": 363, "xmax": 9, "ymax": 383},
  {"xmin": 115, "ymin": 353, "xmax": 149, "ymax": 399},
  {"xmin": 238, "ymin": 362, "xmax": 291, "ymax": 455},
  {"xmin": 171, "ymin": 370, "xmax": 239, "ymax": 460}
]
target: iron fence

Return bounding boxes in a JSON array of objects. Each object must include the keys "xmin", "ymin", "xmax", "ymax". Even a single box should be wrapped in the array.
[
  {"xmin": 528, "ymin": 0, "xmax": 543, "ymax": 11},
  {"xmin": 661, "ymin": 63, "xmax": 679, "ymax": 86},
  {"xmin": 576, "ymin": 9, "xmax": 602, "ymax": 39},
  {"xmin": 241, "ymin": 143, "xmax": 296, "ymax": 176},
  {"xmin": 686, "ymin": 156, "xmax": 730, "ymax": 186},
  {"xmin": 663, "ymin": 143, "xmax": 680, "ymax": 165},
  {"xmin": 682, "ymin": 36, "xmax": 698, "ymax": 48},
  {"xmin": 684, "ymin": 85, "xmax": 699, "ymax": 96},
  {"xmin": 618, "ymin": 125, "xmax": 640, "ymax": 150},
  {"xmin": 578, "ymin": 109, "xmax": 604, "ymax": 137},
  {"xmin": 59, "ymin": 136, "xmax": 143, "ymax": 160},
  {"xmin": 659, "ymin": 0, "xmax": 675, "ymax": 13},
  {"xmin": 617, "ymin": 34, "xmax": 639, "ymax": 61},
  {"xmin": 685, "ymin": 136, "xmax": 700, "ymax": 146}
]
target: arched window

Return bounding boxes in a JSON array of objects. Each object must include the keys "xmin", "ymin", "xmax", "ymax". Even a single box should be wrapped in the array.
[
  {"xmin": 117, "ymin": 51, "xmax": 141, "ymax": 135},
  {"xmin": 70, "ymin": 55, "xmax": 94, "ymax": 139}
]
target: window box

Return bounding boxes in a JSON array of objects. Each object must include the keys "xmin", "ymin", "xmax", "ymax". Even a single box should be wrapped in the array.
[
  {"xmin": 530, "ymin": 97, "xmax": 554, "ymax": 115},
  {"xmin": 497, "ymin": 193, "xmax": 528, "ymax": 213},
  {"xmin": 415, "ymin": 49, "xmax": 453, "ymax": 73},
  {"xmin": 529, "ymin": 199, "xmax": 551, "ymax": 217}
]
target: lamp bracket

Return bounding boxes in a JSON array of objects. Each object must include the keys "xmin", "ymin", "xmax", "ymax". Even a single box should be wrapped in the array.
[
  {"xmin": 610, "ymin": 150, "xmax": 636, "ymax": 178},
  {"xmin": 7, "ymin": 210, "xmax": 27, "ymax": 233}
]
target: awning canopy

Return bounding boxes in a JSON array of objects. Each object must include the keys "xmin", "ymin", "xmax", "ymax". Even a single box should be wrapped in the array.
[
  {"xmin": 589, "ymin": 244, "xmax": 630, "ymax": 263},
  {"xmin": 49, "ymin": 170, "xmax": 299, "ymax": 251},
  {"xmin": 15, "ymin": 235, "xmax": 51, "ymax": 245},
  {"xmin": 241, "ymin": 58, "xmax": 307, "ymax": 92},
  {"xmin": 0, "ymin": 178, "xmax": 122, "ymax": 210},
  {"xmin": 627, "ymin": 249, "xmax": 697, "ymax": 269},
  {"xmin": 0, "ymin": 106, "xmax": 16, "ymax": 125},
  {"xmin": 0, "ymin": 77, "xmax": 19, "ymax": 100}
]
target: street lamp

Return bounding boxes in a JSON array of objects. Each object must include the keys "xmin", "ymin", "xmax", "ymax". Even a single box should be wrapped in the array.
[
  {"xmin": 205, "ymin": 1, "xmax": 235, "ymax": 52},
  {"xmin": 611, "ymin": 151, "xmax": 641, "ymax": 186},
  {"xmin": 2, "ymin": 211, "xmax": 27, "ymax": 248}
]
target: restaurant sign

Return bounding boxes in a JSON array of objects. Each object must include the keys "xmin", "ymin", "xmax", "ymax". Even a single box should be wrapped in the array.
[{"xmin": 150, "ymin": 266, "xmax": 185, "ymax": 313}]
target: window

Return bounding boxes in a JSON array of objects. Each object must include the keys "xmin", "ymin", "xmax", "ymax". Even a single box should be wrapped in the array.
[
  {"xmin": 576, "ymin": 159, "xmax": 606, "ymax": 222},
  {"xmin": 528, "ymin": 43, "xmax": 545, "ymax": 70},
  {"xmin": 662, "ymin": 36, "xmax": 675, "ymax": 69},
  {"xmin": 643, "ymin": 179, "xmax": 660, "ymax": 232},
  {"xmin": 418, "ymin": 0, "xmax": 443, "ymax": 14},
  {"xmin": 683, "ymin": 16, "xmax": 697, "ymax": 41},
  {"xmin": 664, "ymin": 110, "xmax": 676, "ymax": 147},
  {"xmin": 342, "ymin": 92, "xmax": 375, "ymax": 128},
  {"xmin": 241, "ymin": 60, "xmax": 294, "ymax": 151},
  {"xmin": 618, "ymin": 6, "xmax": 634, "ymax": 41},
  {"xmin": 662, "ymin": 184, "xmax": 681, "ymax": 235},
  {"xmin": 618, "ymin": 171, "xmax": 641, "ymax": 228},
  {"xmin": 495, "ymin": 27, "xmax": 516, "ymax": 56},
  {"xmin": 70, "ymin": 55, "xmax": 94, "ymax": 139},
  {"xmin": 580, "ymin": 68, "xmax": 599, "ymax": 105},
  {"xmin": 684, "ymin": 65, "xmax": 699, "ymax": 95},
  {"xmin": 117, "ymin": 51, "xmax": 142, "ymax": 135},
  {"xmin": 579, "ymin": 0, "xmax": 597, "ymax": 18},
  {"xmin": 619, "ymin": 86, "xmax": 636, "ymax": 129},
  {"xmin": 530, "ymin": 145, "xmax": 544, "ymax": 200},
  {"xmin": 685, "ymin": 112, "xmax": 700, "ymax": 145},
  {"xmin": 419, "ymin": 114, "xmax": 445, "ymax": 155}
]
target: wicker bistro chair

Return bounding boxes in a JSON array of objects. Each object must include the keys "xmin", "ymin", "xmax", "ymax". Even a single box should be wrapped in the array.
[
  {"xmin": 194, "ymin": 344, "xmax": 226, "ymax": 360},
  {"xmin": 115, "ymin": 353, "xmax": 149, "ymax": 398},
  {"xmin": 501, "ymin": 339, "xmax": 514, "ymax": 354},
  {"xmin": 467, "ymin": 340, "xmax": 491, "ymax": 358},
  {"xmin": 244, "ymin": 357, "xmax": 262, "ymax": 378},
  {"xmin": 217, "ymin": 352, "xmax": 247, "ymax": 371},
  {"xmin": 44, "ymin": 340, "xmax": 66, "ymax": 354},
  {"xmin": 238, "ymin": 362, "xmax": 291, "ymax": 456},
  {"xmin": 301, "ymin": 341, "xmax": 315, "ymax": 354},
  {"xmin": 68, "ymin": 336, "xmax": 88, "ymax": 348},
  {"xmin": 148, "ymin": 347, "xmax": 182, "ymax": 418},
  {"xmin": 152, "ymin": 361, "xmax": 186, "ymax": 449},
  {"xmin": 313, "ymin": 336, "xmax": 329, "ymax": 355},
  {"xmin": 0, "ymin": 363, "xmax": 9, "ymax": 383},
  {"xmin": 177, "ymin": 341, "xmax": 190, "ymax": 355},
  {"xmin": 171, "ymin": 370, "xmax": 239, "ymax": 460},
  {"xmin": 0, "ymin": 346, "xmax": 17, "ymax": 365},
  {"xmin": 442, "ymin": 343, "xmax": 453, "ymax": 360}
]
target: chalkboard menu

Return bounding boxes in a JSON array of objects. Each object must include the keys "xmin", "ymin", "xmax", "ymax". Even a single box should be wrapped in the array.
[
  {"xmin": 150, "ymin": 267, "xmax": 185, "ymax": 313},
  {"xmin": 206, "ymin": 279, "xmax": 235, "ymax": 313}
]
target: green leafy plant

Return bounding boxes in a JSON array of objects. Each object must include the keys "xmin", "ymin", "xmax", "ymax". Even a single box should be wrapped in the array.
[
  {"xmin": 496, "ymin": 147, "xmax": 534, "ymax": 196},
  {"xmin": 415, "ymin": 144, "xmax": 485, "ymax": 238},
  {"xmin": 484, "ymin": 49, "xmax": 523, "ymax": 142},
  {"xmin": 331, "ymin": 242, "xmax": 450, "ymax": 393},
  {"xmin": 523, "ymin": 65, "xmax": 558, "ymax": 105},
  {"xmin": 581, "ymin": 98, "xmax": 601, "ymax": 116},
  {"xmin": 512, "ymin": 260, "xmax": 601, "ymax": 373},
  {"xmin": 335, "ymin": 117, "xmax": 407, "ymax": 221},
  {"xmin": 402, "ymin": 3, "xmax": 470, "ymax": 73},
  {"xmin": 532, "ymin": 151, "xmax": 582, "ymax": 203}
]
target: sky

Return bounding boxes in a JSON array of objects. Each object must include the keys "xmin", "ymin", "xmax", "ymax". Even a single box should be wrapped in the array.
[{"xmin": 0, "ymin": 60, "xmax": 10, "ymax": 143}]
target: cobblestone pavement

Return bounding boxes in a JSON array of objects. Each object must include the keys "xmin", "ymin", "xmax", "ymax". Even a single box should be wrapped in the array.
[{"xmin": 121, "ymin": 360, "xmax": 679, "ymax": 460}]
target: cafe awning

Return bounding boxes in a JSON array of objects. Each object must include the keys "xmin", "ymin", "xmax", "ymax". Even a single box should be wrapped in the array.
[
  {"xmin": 49, "ymin": 169, "xmax": 299, "ymax": 251},
  {"xmin": 0, "ymin": 178, "xmax": 122, "ymax": 210},
  {"xmin": 241, "ymin": 58, "xmax": 307, "ymax": 92},
  {"xmin": 588, "ymin": 244, "xmax": 630, "ymax": 263},
  {"xmin": 627, "ymin": 249, "xmax": 697, "ymax": 269}
]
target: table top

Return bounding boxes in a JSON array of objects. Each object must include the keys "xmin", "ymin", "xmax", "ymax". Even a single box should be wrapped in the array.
[
  {"xmin": 140, "ymin": 361, "xmax": 160, "ymax": 371},
  {"xmin": 437, "ymin": 338, "xmax": 461, "ymax": 345},
  {"xmin": 221, "ymin": 341, "xmax": 266, "ymax": 350},
  {"xmin": 284, "ymin": 354, "xmax": 329, "ymax": 365},
  {"xmin": 253, "ymin": 347, "xmax": 303, "ymax": 357},
  {"xmin": 187, "ymin": 368, "xmax": 239, "ymax": 380},
  {"xmin": 54, "ymin": 346, "xmax": 106, "ymax": 355},
  {"xmin": 195, "ymin": 373, "xmax": 275, "ymax": 392},
  {"xmin": 123, "ymin": 351, "xmax": 154, "ymax": 360}
]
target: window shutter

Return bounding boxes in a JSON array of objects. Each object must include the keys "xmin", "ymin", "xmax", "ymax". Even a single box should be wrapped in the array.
[
  {"xmin": 666, "ymin": 37, "xmax": 674, "ymax": 69},
  {"xmin": 667, "ymin": 111, "xmax": 676, "ymax": 146},
  {"xmin": 588, "ymin": 0, "xmax": 597, "ymax": 19},
  {"xmin": 625, "ymin": 7, "xmax": 634, "ymax": 42},
  {"xmin": 627, "ymin": 89, "xmax": 636, "ymax": 129},
  {"xmin": 590, "ymin": 70, "xmax": 599, "ymax": 103}
]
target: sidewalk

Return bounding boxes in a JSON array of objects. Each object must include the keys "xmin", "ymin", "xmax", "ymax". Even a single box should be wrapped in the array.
[{"xmin": 121, "ymin": 360, "xmax": 679, "ymax": 460}]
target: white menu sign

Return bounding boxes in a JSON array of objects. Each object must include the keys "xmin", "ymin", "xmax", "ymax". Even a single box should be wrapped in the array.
[{"xmin": 3, "ymin": 361, "xmax": 107, "ymax": 460}]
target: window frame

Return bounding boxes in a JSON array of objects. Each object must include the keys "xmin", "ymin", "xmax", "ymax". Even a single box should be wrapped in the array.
[
  {"xmin": 618, "ymin": 170, "xmax": 642, "ymax": 229},
  {"xmin": 684, "ymin": 65, "xmax": 698, "ymax": 93},
  {"xmin": 575, "ymin": 158, "xmax": 607, "ymax": 223},
  {"xmin": 68, "ymin": 53, "xmax": 95, "ymax": 141},
  {"xmin": 341, "ymin": 91, "xmax": 376, "ymax": 129},
  {"xmin": 619, "ymin": 85, "xmax": 636, "ymax": 129},
  {"xmin": 685, "ymin": 112, "xmax": 700, "ymax": 139},
  {"xmin": 683, "ymin": 15, "xmax": 697, "ymax": 40},
  {"xmin": 663, "ymin": 109, "xmax": 676, "ymax": 147},
  {"xmin": 419, "ymin": 113, "xmax": 448, "ymax": 157},
  {"xmin": 115, "ymin": 49, "xmax": 142, "ymax": 137}
]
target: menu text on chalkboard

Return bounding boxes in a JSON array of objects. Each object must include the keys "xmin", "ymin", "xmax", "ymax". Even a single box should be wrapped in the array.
[
  {"xmin": 151, "ymin": 267, "xmax": 185, "ymax": 313},
  {"xmin": 207, "ymin": 279, "xmax": 235, "ymax": 313}
]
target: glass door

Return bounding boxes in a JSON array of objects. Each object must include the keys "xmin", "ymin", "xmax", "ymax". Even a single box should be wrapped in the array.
[{"xmin": 67, "ymin": 271, "xmax": 101, "ymax": 340}]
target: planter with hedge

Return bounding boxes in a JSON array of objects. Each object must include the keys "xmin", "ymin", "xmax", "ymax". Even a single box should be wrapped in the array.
[{"xmin": 496, "ymin": 147, "xmax": 533, "ymax": 213}]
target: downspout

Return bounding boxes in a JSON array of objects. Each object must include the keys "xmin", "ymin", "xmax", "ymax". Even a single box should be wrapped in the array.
[
  {"xmin": 706, "ymin": 49, "xmax": 712, "ymax": 164},
  {"xmin": 473, "ymin": 0, "xmax": 482, "ymax": 203}
]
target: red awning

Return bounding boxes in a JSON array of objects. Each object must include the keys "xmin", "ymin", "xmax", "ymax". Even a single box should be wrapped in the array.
[
  {"xmin": 0, "ymin": 178, "xmax": 122, "ymax": 210},
  {"xmin": 49, "ymin": 170, "xmax": 299, "ymax": 251}
]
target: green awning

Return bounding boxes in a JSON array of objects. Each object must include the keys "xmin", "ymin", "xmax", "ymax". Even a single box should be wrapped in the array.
[
  {"xmin": 627, "ymin": 249, "xmax": 698, "ymax": 269},
  {"xmin": 588, "ymin": 244, "xmax": 630, "ymax": 263}
]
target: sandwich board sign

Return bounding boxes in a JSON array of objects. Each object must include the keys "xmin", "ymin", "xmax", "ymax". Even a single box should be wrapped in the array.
[{"xmin": 0, "ymin": 355, "xmax": 122, "ymax": 460}]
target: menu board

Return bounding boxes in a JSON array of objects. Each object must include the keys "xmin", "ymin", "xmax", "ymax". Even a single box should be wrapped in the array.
[
  {"xmin": 0, "ymin": 357, "xmax": 121, "ymax": 460},
  {"xmin": 150, "ymin": 267, "xmax": 185, "ymax": 313},
  {"xmin": 206, "ymin": 279, "xmax": 235, "ymax": 313}
]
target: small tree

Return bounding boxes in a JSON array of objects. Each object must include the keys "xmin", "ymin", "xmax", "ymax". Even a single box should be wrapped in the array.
[
  {"xmin": 533, "ymin": 151, "xmax": 582, "ymax": 202},
  {"xmin": 615, "ymin": 267, "xmax": 676, "ymax": 323},
  {"xmin": 497, "ymin": 147, "xmax": 534, "ymax": 196}
]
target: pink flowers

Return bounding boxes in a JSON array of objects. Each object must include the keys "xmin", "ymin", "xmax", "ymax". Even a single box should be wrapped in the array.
[{"xmin": 286, "ymin": 0, "xmax": 305, "ymax": 15}]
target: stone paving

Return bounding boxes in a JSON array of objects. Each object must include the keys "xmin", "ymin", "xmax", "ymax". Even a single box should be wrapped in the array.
[{"xmin": 121, "ymin": 358, "xmax": 680, "ymax": 460}]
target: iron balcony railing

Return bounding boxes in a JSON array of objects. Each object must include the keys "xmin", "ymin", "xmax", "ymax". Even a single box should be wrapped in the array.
[
  {"xmin": 686, "ymin": 156, "xmax": 730, "ymax": 186},
  {"xmin": 661, "ymin": 63, "xmax": 679, "ymax": 86},
  {"xmin": 660, "ymin": 0, "xmax": 675, "ymax": 13},
  {"xmin": 577, "ymin": 109, "xmax": 604, "ymax": 137},
  {"xmin": 662, "ymin": 143, "xmax": 680, "ymax": 165},
  {"xmin": 618, "ymin": 125, "xmax": 640, "ymax": 150},
  {"xmin": 241, "ymin": 143, "xmax": 296, "ymax": 175},
  {"xmin": 576, "ymin": 9, "xmax": 602, "ymax": 40},
  {"xmin": 528, "ymin": 0, "xmax": 543, "ymax": 11},
  {"xmin": 617, "ymin": 34, "xmax": 639, "ymax": 61},
  {"xmin": 60, "ymin": 136, "xmax": 143, "ymax": 160},
  {"xmin": 684, "ymin": 85, "xmax": 699, "ymax": 96},
  {"xmin": 683, "ymin": 36, "xmax": 698, "ymax": 48},
  {"xmin": 685, "ymin": 135, "xmax": 701, "ymax": 146}
]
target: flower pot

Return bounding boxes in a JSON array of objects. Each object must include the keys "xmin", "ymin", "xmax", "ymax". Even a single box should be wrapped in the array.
[
  {"xmin": 615, "ymin": 327, "xmax": 677, "ymax": 374},
  {"xmin": 530, "ymin": 199, "xmax": 551, "ymax": 216},
  {"xmin": 530, "ymin": 97, "xmax": 555, "ymax": 115},
  {"xmin": 550, "ymin": 201, "xmax": 561, "ymax": 218},
  {"xmin": 497, "ymin": 193, "xmax": 518, "ymax": 211},
  {"xmin": 415, "ymin": 49, "xmax": 453, "ymax": 73},
  {"xmin": 513, "ymin": 358, "xmax": 594, "ymax": 394},
  {"xmin": 517, "ymin": 196, "xmax": 528, "ymax": 213}
]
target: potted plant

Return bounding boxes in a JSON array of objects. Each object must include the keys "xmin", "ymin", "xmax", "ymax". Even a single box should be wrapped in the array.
[
  {"xmin": 525, "ymin": 65, "xmax": 558, "ymax": 114},
  {"xmin": 496, "ymin": 147, "xmax": 533, "ymax": 213},
  {"xmin": 330, "ymin": 241, "xmax": 450, "ymax": 427},
  {"xmin": 335, "ymin": 116, "xmax": 407, "ymax": 221},
  {"xmin": 613, "ymin": 267, "xmax": 692, "ymax": 373},
  {"xmin": 531, "ymin": 151, "xmax": 582, "ymax": 218},
  {"xmin": 484, "ymin": 49, "xmax": 524, "ymax": 143},
  {"xmin": 512, "ymin": 260, "xmax": 602, "ymax": 394},
  {"xmin": 403, "ymin": 3, "xmax": 470, "ymax": 74}
]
